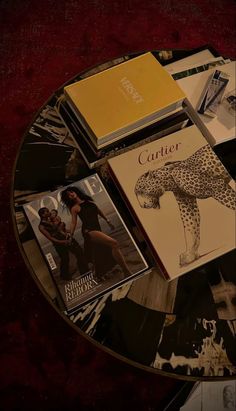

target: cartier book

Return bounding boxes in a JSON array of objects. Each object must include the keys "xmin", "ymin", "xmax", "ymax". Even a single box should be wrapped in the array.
[{"xmin": 108, "ymin": 125, "xmax": 236, "ymax": 280}]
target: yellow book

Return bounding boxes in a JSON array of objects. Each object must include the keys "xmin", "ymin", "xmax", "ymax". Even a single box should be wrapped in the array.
[{"xmin": 64, "ymin": 52, "xmax": 186, "ymax": 148}]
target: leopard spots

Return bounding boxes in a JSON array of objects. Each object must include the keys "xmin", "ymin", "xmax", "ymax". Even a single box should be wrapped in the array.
[{"xmin": 134, "ymin": 144, "xmax": 235, "ymax": 265}]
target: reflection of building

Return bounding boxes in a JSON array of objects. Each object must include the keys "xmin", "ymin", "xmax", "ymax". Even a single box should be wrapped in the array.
[
  {"xmin": 75, "ymin": 252, "xmax": 236, "ymax": 376},
  {"xmin": 15, "ymin": 98, "xmax": 89, "ymax": 193},
  {"xmin": 15, "ymin": 139, "xmax": 74, "ymax": 191},
  {"xmin": 92, "ymin": 297, "xmax": 166, "ymax": 366},
  {"xmin": 174, "ymin": 266, "xmax": 218, "ymax": 320},
  {"xmin": 211, "ymin": 271, "xmax": 236, "ymax": 320},
  {"xmin": 209, "ymin": 251, "xmax": 236, "ymax": 321},
  {"xmin": 154, "ymin": 318, "xmax": 236, "ymax": 376}
]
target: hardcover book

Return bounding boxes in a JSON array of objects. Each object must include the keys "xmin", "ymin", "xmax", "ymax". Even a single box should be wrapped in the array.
[
  {"xmin": 23, "ymin": 174, "xmax": 148, "ymax": 313},
  {"xmin": 64, "ymin": 52, "xmax": 185, "ymax": 149},
  {"xmin": 56, "ymin": 95, "xmax": 188, "ymax": 169},
  {"xmin": 177, "ymin": 61, "xmax": 236, "ymax": 146},
  {"xmin": 108, "ymin": 125, "xmax": 236, "ymax": 280}
]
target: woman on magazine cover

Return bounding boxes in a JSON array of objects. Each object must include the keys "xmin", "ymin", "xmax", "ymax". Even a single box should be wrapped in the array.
[{"xmin": 61, "ymin": 186, "xmax": 131, "ymax": 279}]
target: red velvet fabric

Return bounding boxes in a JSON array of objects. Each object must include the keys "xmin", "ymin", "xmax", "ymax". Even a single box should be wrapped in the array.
[{"xmin": 1, "ymin": 1, "xmax": 236, "ymax": 409}]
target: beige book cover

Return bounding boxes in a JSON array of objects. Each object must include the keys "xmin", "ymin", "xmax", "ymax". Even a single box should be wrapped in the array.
[
  {"xmin": 64, "ymin": 52, "xmax": 185, "ymax": 147},
  {"xmin": 109, "ymin": 125, "xmax": 236, "ymax": 280},
  {"xmin": 177, "ymin": 61, "xmax": 236, "ymax": 146}
]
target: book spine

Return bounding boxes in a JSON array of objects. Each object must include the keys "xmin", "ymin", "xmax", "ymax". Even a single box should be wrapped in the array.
[
  {"xmin": 64, "ymin": 90, "xmax": 98, "ymax": 146},
  {"xmin": 54, "ymin": 96, "xmax": 97, "ymax": 168},
  {"xmin": 56, "ymin": 97, "xmax": 189, "ymax": 169},
  {"xmin": 183, "ymin": 98, "xmax": 216, "ymax": 146}
]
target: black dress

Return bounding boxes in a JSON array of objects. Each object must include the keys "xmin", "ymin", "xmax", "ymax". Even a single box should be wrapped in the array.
[
  {"xmin": 78, "ymin": 201, "xmax": 101, "ymax": 234},
  {"xmin": 78, "ymin": 201, "xmax": 116, "ymax": 278}
]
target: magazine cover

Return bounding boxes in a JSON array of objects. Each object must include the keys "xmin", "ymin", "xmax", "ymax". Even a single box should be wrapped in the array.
[
  {"xmin": 109, "ymin": 125, "xmax": 236, "ymax": 280},
  {"xmin": 23, "ymin": 174, "xmax": 148, "ymax": 313}
]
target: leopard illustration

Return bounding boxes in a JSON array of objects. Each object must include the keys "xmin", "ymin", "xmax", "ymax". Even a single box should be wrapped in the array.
[{"xmin": 134, "ymin": 144, "xmax": 236, "ymax": 266}]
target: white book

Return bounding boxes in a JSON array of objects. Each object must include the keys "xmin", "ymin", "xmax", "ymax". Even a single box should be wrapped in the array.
[
  {"xmin": 165, "ymin": 49, "xmax": 215, "ymax": 74},
  {"xmin": 177, "ymin": 61, "xmax": 236, "ymax": 146},
  {"xmin": 170, "ymin": 57, "xmax": 229, "ymax": 80}
]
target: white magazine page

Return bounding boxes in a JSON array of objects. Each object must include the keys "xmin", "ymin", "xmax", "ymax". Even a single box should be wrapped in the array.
[
  {"xmin": 180, "ymin": 381, "xmax": 236, "ymax": 411},
  {"xmin": 169, "ymin": 57, "xmax": 230, "ymax": 80},
  {"xmin": 202, "ymin": 381, "xmax": 236, "ymax": 411},
  {"xmin": 164, "ymin": 49, "xmax": 215, "ymax": 74}
]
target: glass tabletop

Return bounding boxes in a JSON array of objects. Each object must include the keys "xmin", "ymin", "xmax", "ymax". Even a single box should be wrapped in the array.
[{"xmin": 12, "ymin": 48, "xmax": 236, "ymax": 380}]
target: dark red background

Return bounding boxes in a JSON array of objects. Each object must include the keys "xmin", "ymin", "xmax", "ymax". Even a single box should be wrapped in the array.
[{"xmin": 1, "ymin": 1, "xmax": 236, "ymax": 410}]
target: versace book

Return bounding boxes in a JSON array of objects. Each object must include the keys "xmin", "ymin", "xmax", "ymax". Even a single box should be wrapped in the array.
[
  {"xmin": 108, "ymin": 125, "xmax": 236, "ymax": 280},
  {"xmin": 64, "ymin": 52, "xmax": 186, "ymax": 149},
  {"xmin": 23, "ymin": 174, "xmax": 148, "ymax": 314}
]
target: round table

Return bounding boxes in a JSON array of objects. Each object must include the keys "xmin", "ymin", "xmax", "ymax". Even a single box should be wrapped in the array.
[{"xmin": 12, "ymin": 49, "xmax": 236, "ymax": 381}]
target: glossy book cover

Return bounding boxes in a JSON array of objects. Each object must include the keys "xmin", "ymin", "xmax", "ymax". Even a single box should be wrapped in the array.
[
  {"xmin": 23, "ymin": 174, "xmax": 148, "ymax": 313},
  {"xmin": 64, "ymin": 52, "xmax": 185, "ymax": 147},
  {"xmin": 109, "ymin": 125, "xmax": 236, "ymax": 280}
]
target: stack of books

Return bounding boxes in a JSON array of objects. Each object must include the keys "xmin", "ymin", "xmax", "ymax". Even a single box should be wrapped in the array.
[
  {"xmin": 59, "ymin": 52, "xmax": 187, "ymax": 168},
  {"xmin": 22, "ymin": 47, "xmax": 235, "ymax": 314},
  {"xmin": 64, "ymin": 52, "xmax": 186, "ymax": 149}
]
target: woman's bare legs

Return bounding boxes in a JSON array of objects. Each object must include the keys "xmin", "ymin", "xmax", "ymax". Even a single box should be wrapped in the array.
[{"xmin": 88, "ymin": 231, "xmax": 131, "ymax": 276}]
